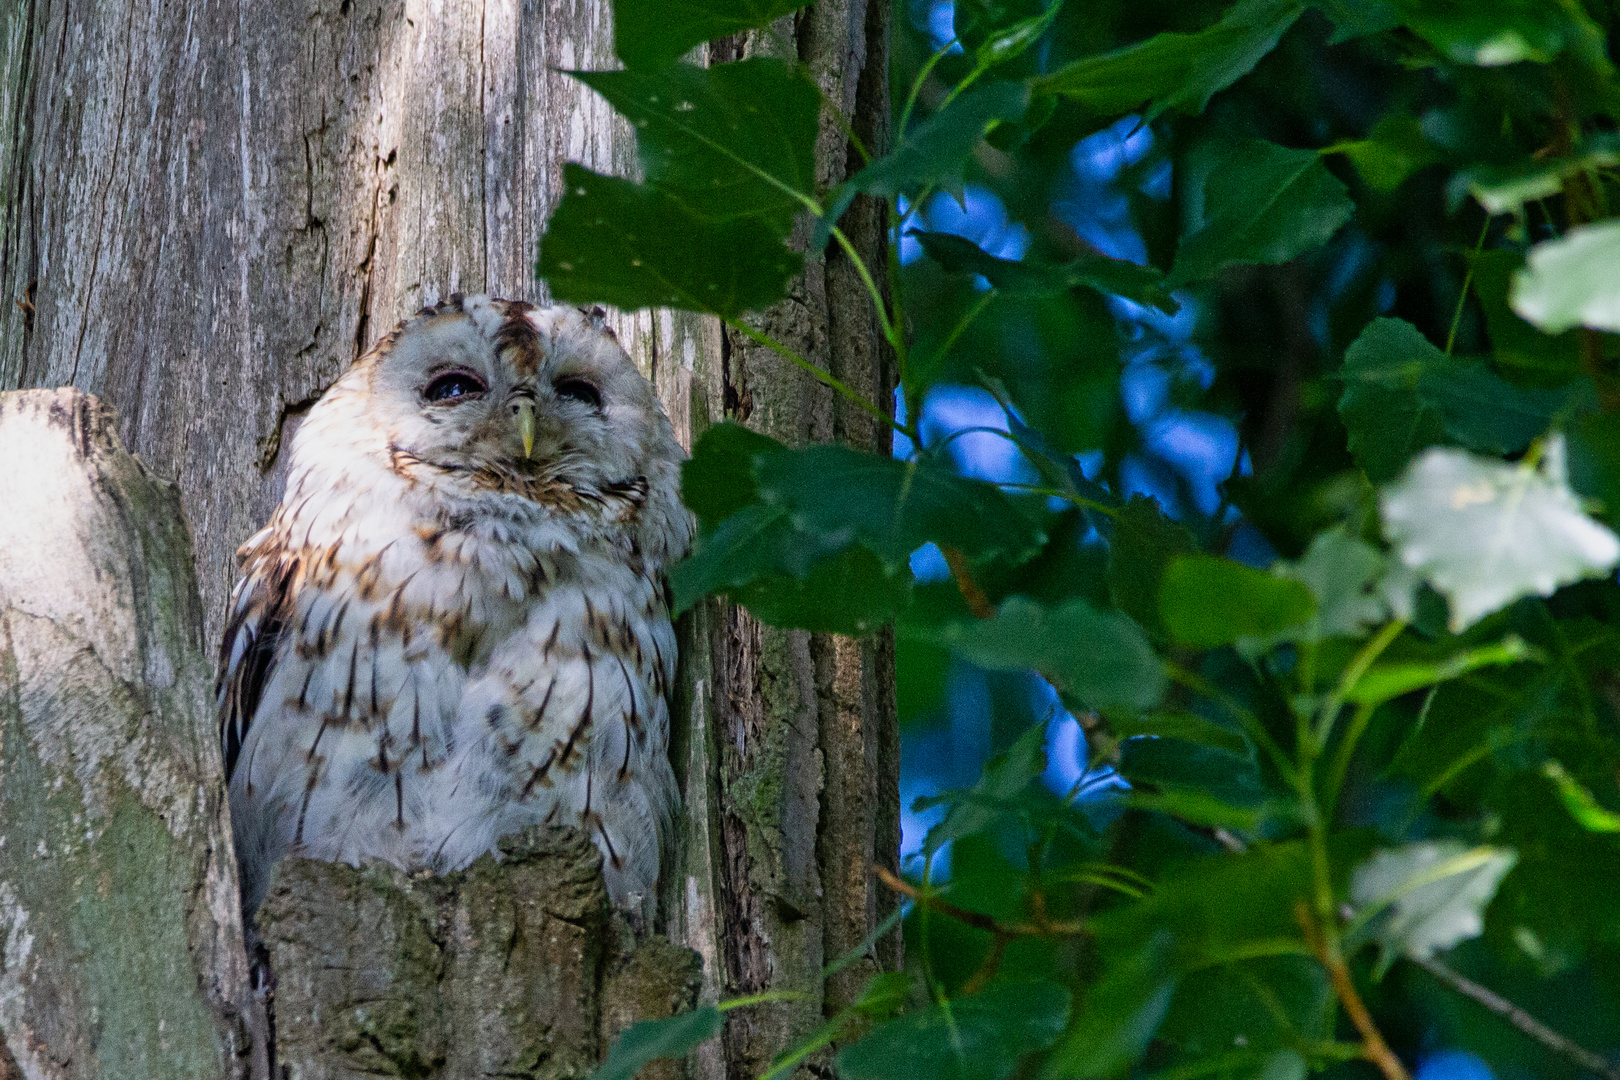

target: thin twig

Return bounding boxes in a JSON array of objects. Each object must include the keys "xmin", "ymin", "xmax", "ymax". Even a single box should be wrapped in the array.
[
  {"xmin": 1295, "ymin": 902, "xmax": 1411, "ymax": 1080},
  {"xmin": 875, "ymin": 865, "xmax": 1086, "ymax": 938},
  {"xmin": 960, "ymin": 932, "xmax": 1010, "ymax": 995},
  {"xmin": 1412, "ymin": 955, "xmax": 1620, "ymax": 1080},
  {"xmin": 940, "ymin": 544, "xmax": 995, "ymax": 619}
]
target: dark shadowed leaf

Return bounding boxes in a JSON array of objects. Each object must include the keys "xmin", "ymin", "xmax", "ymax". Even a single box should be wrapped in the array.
[
  {"xmin": 910, "ymin": 596, "xmax": 1167, "ymax": 712},
  {"xmin": 613, "ymin": 0, "xmax": 812, "ymax": 70},
  {"xmin": 1159, "ymin": 556, "xmax": 1315, "ymax": 648},
  {"xmin": 912, "ymin": 230, "xmax": 1175, "ymax": 311},
  {"xmin": 1047, "ymin": 936, "xmax": 1177, "ymax": 1078},
  {"xmin": 590, "ymin": 1007, "xmax": 722, "ymax": 1080},
  {"xmin": 1108, "ymin": 495, "xmax": 1197, "ymax": 640},
  {"xmin": 572, "ymin": 61, "xmax": 820, "ymax": 232},
  {"xmin": 819, "ymin": 82, "xmax": 1029, "ymax": 239},
  {"xmin": 836, "ymin": 981, "xmax": 1070, "ymax": 1080},
  {"xmin": 540, "ymin": 166, "xmax": 799, "ymax": 316},
  {"xmin": 1168, "ymin": 139, "xmax": 1353, "ymax": 288},
  {"xmin": 1336, "ymin": 318, "xmax": 1567, "ymax": 483},
  {"xmin": 1033, "ymin": 0, "xmax": 1303, "ymax": 118}
]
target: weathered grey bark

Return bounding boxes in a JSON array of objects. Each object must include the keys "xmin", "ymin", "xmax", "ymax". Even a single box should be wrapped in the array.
[
  {"xmin": 0, "ymin": 1, "xmax": 898, "ymax": 1076},
  {"xmin": 0, "ymin": 389, "xmax": 260, "ymax": 1079}
]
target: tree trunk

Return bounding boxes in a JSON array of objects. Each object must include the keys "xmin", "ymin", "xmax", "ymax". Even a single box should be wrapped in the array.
[{"xmin": 0, "ymin": 0, "xmax": 898, "ymax": 1075}]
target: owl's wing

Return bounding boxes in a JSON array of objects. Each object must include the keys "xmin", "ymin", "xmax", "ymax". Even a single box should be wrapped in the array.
[{"xmin": 217, "ymin": 544, "xmax": 298, "ymax": 782}]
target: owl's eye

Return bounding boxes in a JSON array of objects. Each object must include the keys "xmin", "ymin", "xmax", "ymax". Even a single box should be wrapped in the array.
[
  {"xmin": 554, "ymin": 377, "xmax": 603, "ymax": 410},
  {"xmin": 422, "ymin": 370, "xmax": 487, "ymax": 402}
]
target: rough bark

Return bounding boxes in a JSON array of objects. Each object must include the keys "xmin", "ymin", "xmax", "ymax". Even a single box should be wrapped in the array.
[
  {"xmin": 0, "ymin": 1, "xmax": 898, "ymax": 1076},
  {"xmin": 260, "ymin": 827, "xmax": 699, "ymax": 1080},
  {"xmin": 0, "ymin": 389, "xmax": 259, "ymax": 1079}
]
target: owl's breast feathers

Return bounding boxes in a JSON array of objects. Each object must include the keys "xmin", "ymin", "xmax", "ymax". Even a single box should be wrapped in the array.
[{"xmin": 219, "ymin": 299, "xmax": 689, "ymax": 919}]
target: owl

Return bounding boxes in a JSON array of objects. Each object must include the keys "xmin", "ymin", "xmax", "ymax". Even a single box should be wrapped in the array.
[{"xmin": 217, "ymin": 295, "xmax": 692, "ymax": 923}]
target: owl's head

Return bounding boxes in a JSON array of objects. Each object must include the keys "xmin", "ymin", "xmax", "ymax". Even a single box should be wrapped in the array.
[{"xmin": 301, "ymin": 295, "xmax": 689, "ymax": 562}]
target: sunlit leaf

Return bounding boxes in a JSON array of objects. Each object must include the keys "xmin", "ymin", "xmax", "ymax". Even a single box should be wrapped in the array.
[
  {"xmin": 1380, "ymin": 442, "xmax": 1620, "ymax": 631},
  {"xmin": 540, "ymin": 166, "xmax": 799, "ymax": 316},
  {"xmin": 1278, "ymin": 528, "xmax": 1387, "ymax": 642},
  {"xmin": 1511, "ymin": 219, "xmax": 1620, "ymax": 334},
  {"xmin": 1461, "ymin": 135, "xmax": 1620, "ymax": 216},
  {"xmin": 1159, "ymin": 555, "xmax": 1316, "ymax": 648},
  {"xmin": 573, "ymin": 61, "xmax": 820, "ymax": 232},
  {"xmin": 1347, "ymin": 842, "xmax": 1518, "ymax": 974},
  {"xmin": 1542, "ymin": 761, "xmax": 1620, "ymax": 833},
  {"xmin": 1346, "ymin": 635, "xmax": 1532, "ymax": 705},
  {"xmin": 1168, "ymin": 139, "xmax": 1354, "ymax": 288},
  {"xmin": 836, "ymin": 981, "xmax": 1071, "ymax": 1080},
  {"xmin": 590, "ymin": 1007, "xmax": 722, "ymax": 1080},
  {"xmin": 614, "ymin": 0, "xmax": 812, "ymax": 69},
  {"xmin": 1397, "ymin": 0, "xmax": 1609, "ymax": 69},
  {"xmin": 1033, "ymin": 0, "xmax": 1304, "ymax": 118}
]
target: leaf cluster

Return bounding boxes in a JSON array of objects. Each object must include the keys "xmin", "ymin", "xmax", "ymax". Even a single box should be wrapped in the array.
[{"xmin": 547, "ymin": 1, "xmax": 1620, "ymax": 1078}]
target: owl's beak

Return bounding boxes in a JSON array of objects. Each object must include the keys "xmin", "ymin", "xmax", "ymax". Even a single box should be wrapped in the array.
[{"xmin": 514, "ymin": 398, "xmax": 537, "ymax": 459}]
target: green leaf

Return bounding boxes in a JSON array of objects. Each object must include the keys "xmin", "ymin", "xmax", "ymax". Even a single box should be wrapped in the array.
[
  {"xmin": 1461, "ymin": 135, "xmax": 1620, "ymax": 216},
  {"xmin": 1108, "ymin": 495, "xmax": 1198, "ymax": 640},
  {"xmin": 1567, "ymin": 410, "xmax": 1620, "ymax": 528},
  {"xmin": 1159, "ymin": 555, "xmax": 1316, "ymax": 648},
  {"xmin": 836, "ymin": 981, "xmax": 1071, "ymax": 1080},
  {"xmin": 1511, "ymin": 219, "xmax": 1620, "ymax": 334},
  {"xmin": 720, "ymin": 543, "xmax": 912, "ymax": 635},
  {"xmin": 590, "ymin": 1007, "xmax": 722, "ymax": 1080},
  {"xmin": 1346, "ymin": 635, "xmax": 1531, "ymax": 705},
  {"xmin": 1396, "ymin": 0, "xmax": 1608, "ymax": 69},
  {"xmin": 1542, "ymin": 761, "xmax": 1620, "ymax": 833},
  {"xmin": 540, "ymin": 165, "xmax": 800, "ymax": 316},
  {"xmin": 1325, "ymin": 112, "xmax": 1440, "ymax": 193},
  {"xmin": 1380, "ymin": 443, "xmax": 1620, "ymax": 631},
  {"xmin": 670, "ymin": 506, "xmax": 909, "ymax": 633},
  {"xmin": 1278, "ymin": 528, "xmax": 1388, "ymax": 643},
  {"xmin": 1336, "ymin": 318, "xmax": 1567, "ymax": 483},
  {"xmin": 613, "ymin": 0, "xmax": 812, "ymax": 70},
  {"xmin": 911, "ymin": 596, "xmax": 1167, "ymax": 712},
  {"xmin": 1470, "ymin": 251, "xmax": 1582, "ymax": 384},
  {"xmin": 1168, "ymin": 139, "xmax": 1354, "ymax": 288},
  {"xmin": 912, "ymin": 230, "xmax": 1176, "ymax": 311},
  {"xmin": 820, "ymin": 82, "xmax": 1030, "ymax": 238},
  {"xmin": 757, "ymin": 444, "xmax": 1047, "ymax": 568},
  {"xmin": 572, "ymin": 61, "xmax": 820, "ymax": 233},
  {"xmin": 1346, "ymin": 842, "xmax": 1517, "ymax": 975},
  {"xmin": 1032, "ymin": 0, "xmax": 1304, "ymax": 119},
  {"xmin": 671, "ymin": 426, "xmax": 1046, "ymax": 632},
  {"xmin": 1111, "ymin": 711, "xmax": 1250, "ymax": 757},
  {"xmin": 920, "ymin": 724, "xmax": 1048, "ymax": 857},
  {"xmin": 1046, "ymin": 937, "xmax": 1177, "ymax": 1078},
  {"xmin": 679, "ymin": 422, "xmax": 780, "ymax": 527},
  {"xmin": 1119, "ymin": 737, "xmax": 1281, "ymax": 831},
  {"xmin": 973, "ymin": 1, "xmax": 1064, "ymax": 70}
]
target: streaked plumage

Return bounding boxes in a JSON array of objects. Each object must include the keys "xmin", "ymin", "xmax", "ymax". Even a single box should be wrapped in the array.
[{"xmin": 218, "ymin": 296, "xmax": 690, "ymax": 921}]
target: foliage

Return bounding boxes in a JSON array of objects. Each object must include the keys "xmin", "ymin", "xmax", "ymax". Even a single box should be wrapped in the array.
[{"xmin": 547, "ymin": 0, "xmax": 1620, "ymax": 1077}]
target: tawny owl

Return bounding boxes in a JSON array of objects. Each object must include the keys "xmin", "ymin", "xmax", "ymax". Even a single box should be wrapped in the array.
[{"xmin": 217, "ymin": 295, "xmax": 691, "ymax": 922}]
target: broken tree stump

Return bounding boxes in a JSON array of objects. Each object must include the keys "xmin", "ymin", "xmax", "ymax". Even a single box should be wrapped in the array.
[{"xmin": 0, "ymin": 389, "xmax": 260, "ymax": 1078}]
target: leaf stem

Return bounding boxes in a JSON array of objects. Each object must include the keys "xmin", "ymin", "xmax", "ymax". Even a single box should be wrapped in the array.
[
  {"xmin": 1313, "ymin": 619, "xmax": 1407, "ymax": 750},
  {"xmin": 717, "ymin": 989, "xmax": 812, "ymax": 1011},
  {"xmin": 723, "ymin": 316, "xmax": 907, "ymax": 436},
  {"xmin": 1296, "ymin": 902, "xmax": 1412, "ymax": 1080},
  {"xmin": 899, "ymin": 35, "xmax": 961, "ymax": 136},
  {"xmin": 1164, "ymin": 662, "xmax": 1299, "ymax": 787},
  {"xmin": 829, "ymin": 223, "xmax": 899, "ymax": 344},
  {"xmin": 1444, "ymin": 215, "xmax": 1491, "ymax": 355}
]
